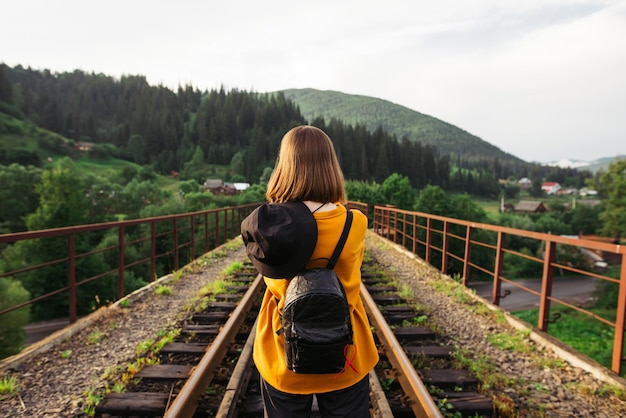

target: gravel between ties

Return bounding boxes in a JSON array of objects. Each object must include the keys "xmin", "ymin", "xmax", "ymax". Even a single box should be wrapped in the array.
[{"xmin": 1, "ymin": 234, "xmax": 626, "ymax": 418}]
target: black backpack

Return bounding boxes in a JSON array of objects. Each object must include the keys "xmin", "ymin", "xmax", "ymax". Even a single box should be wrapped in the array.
[{"xmin": 279, "ymin": 211, "xmax": 354, "ymax": 374}]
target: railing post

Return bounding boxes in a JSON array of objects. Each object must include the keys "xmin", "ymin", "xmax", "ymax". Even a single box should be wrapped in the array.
[
  {"xmin": 442, "ymin": 221, "xmax": 449, "ymax": 274},
  {"xmin": 68, "ymin": 234, "xmax": 77, "ymax": 323},
  {"xmin": 425, "ymin": 218, "xmax": 432, "ymax": 263},
  {"xmin": 173, "ymin": 218, "xmax": 179, "ymax": 271},
  {"xmin": 190, "ymin": 215, "xmax": 196, "ymax": 261},
  {"xmin": 230, "ymin": 207, "xmax": 236, "ymax": 238},
  {"xmin": 214, "ymin": 211, "xmax": 219, "ymax": 248},
  {"xmin": 150, "ymin": 221, "xmax": 156, "ymax": 282},
  {"xmin": 462, "ymin": 226, "xmax": 473, "ymax": 287},
  {"xmin": 384, "ymin": 208, "xmax": 388, "ymax": 238},
  {"xmin": 612, "ymin": 254, "xmax": 626, "ymax": 374},
  {"xmin": 204, "ymin": 213, "xmax": 209, "ymax": 253},
  {"xmin": 492, "ymin": 231, "xmax": 506, "ymax": 305},
  {"xmin": 223, "ymin": 210, "xmax": 228, "ymax": 245},
  {"xmin": 538, "ymin": 240, "xmax": 556, "ymax": 332},
  {"xmin": 402, "ymin": 212, "xmax": 407, "ymax": 248},
  {"xmin": 118, "ymin": 226, "xmax": 125, "ymax": 300},
  {"xmin": 412, "ymin": 214, "xmax": 418, "ymax": 255}
]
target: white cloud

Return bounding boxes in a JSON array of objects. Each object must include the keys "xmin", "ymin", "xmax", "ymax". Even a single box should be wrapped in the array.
[{"xmin": 2, "ymin": 0, "xmax": 625, "ymax": 162}]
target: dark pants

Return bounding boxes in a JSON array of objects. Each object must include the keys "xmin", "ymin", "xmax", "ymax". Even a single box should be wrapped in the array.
[{"xmin": 260, "ymin": 375, "xmax": 370, "ymax": 418}]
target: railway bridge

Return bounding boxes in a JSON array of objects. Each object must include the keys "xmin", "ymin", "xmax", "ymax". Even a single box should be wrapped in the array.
[{"xmin": 1, "ymin": 203, "xmax": 625, "ymax": 417}]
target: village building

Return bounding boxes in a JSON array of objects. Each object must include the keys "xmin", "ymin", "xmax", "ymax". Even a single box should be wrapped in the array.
[
  {"xmin": 514, "ymin": 200, "xmax": 548, "ymax": 213},
  {"xmin": 203, "ymin": 179, "xmax": 250, "ymax": 195},
  {"xmin": 518, "ymin": 177, "xmax": 532, "ymax": 190},
  {"xmin": 203, "ymin": 179, "xmax": 236, "ymax": 195},
  {"xmin": 75, "ymin": 141, "xmax": 95, "ymax": 152},
  {"xmin": 579, "ymin": 187, "xmax": 598, "ymax": 197},
  {"xmin": 231, "ymin": 182, "xmax": 250, "ymax": 192},
  {"xmin": 541, "ymin": 182, "xmax": 561, "ymax": 195}
]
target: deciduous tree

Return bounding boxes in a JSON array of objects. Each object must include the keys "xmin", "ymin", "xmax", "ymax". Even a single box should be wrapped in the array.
[{"xmin": 597, "ymin": 159, "xmax": 626, "ymax": 239}]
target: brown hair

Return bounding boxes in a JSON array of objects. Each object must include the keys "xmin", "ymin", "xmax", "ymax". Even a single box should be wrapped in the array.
[{"xmin": 266, "ymin": 125, "xmax": 346, "ymax": 204}]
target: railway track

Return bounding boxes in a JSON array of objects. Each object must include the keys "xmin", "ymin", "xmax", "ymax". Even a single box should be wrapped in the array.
[{"xmin": 95, "ymin": 256, "xmax": 495, "ymax": 417}]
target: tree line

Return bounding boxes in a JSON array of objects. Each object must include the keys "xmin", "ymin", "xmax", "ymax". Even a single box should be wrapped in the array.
[{"xmin": 0, "ymin": 64, "xmax": 592, "ymax": 197}]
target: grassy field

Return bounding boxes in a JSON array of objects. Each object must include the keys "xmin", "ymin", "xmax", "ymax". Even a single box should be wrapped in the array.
[
  {"xmin": 513, "ymin": 306, "xmax": 615, "ymax": 369},
  {"xmin": 475, "ymin": 193, "xmax": 584, "ymax": 215},
  {"xmin": 72, "ymin": 157, "xmax": 139, "ymax": 176}
]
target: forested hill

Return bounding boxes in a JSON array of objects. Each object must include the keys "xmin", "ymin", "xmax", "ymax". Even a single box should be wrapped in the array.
[
  {"xmin": 0, "ymin": 64, "xmax": 456, "ymax": 189},
  {"xmin": 279, "ymin": 88, "xmax": 523, "ymax": 164},
  {"xmin": 1, "ymin": 64, "xmax": 588, "ymax": 202}
]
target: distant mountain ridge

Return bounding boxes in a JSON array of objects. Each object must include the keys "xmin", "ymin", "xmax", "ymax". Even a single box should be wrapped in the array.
[
  {"xmin": 277, "ymin": 88, "xmax": 524, "ymax": 164},
  {"xmin": 543, "ymin": 155, "xmax": 626, "ymax": 173}
]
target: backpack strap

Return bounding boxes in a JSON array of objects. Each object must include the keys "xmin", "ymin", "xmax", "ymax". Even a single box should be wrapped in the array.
[{"xmin": 326, "ymin": 210, "xmax": 353, "ymax": 269}]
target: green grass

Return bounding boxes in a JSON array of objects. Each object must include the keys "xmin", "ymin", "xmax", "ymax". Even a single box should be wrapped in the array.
[
  {"xmin": 472, "ymin": 197, "xmax": 502, "ymax": 213},
  {"xmin": 86, "ymin": 330, "xmax": 105, "ymax": 345},
  {"xmin": 154, "ymin": 285, "xmax": 173, "ymax": 296},
  {"xmin": 73, "ymin": 157, "xmax": 140, "ymax": 176},
  {"xmin": 513, "ymin": 306, "xmax": 615, "ymax": 369},
  {"xmin": 487, "ymin": 330, "xmax": 534, "ymax": 355},
  {"xmin": 0, "ymin": 375, "xmax": 19, "ymax": 400}
]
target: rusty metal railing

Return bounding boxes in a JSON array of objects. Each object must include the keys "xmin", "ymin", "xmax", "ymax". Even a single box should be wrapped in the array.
[
  {"xmin": 373, "ymin": 205, "xmax": 626, "ymax": 375},
  {"xmin": 0, "ymin": 203, "xmax": 259, "ymax": 324}
]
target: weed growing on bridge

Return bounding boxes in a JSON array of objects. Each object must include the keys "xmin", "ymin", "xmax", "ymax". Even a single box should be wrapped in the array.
[
  {"xmin": 534, "ymin": 356, "xmax": 565, "ymax": 370},
  {"xmin": 82, "ymin": 387, "xmax": 101, "ymax": 416},
  {"xmin": 379, "ymin": 377, "xmax": 395, "ymax": 390},
  {"xmin": 398, "ymin": 284, "xmax": 414, "ymax": 300},
  {"xmin": 453, "ymin": 348, "xmax": 520, "ymax": 416},
  {"xmin": 402, "ymin": 314, "xmax": 429, "ymax": 328},
  {"xmin": 373, "ymin": 240, "xmax": 393, "ymax": 251},
  {"xmin": 487, "ymin": 331, "xmax": 534, "ymax": 355},
  {"xmin": 491, "ymin": 393, "xmax": 517, "ymax": 417},
  {"xmin": 427, "ymin": 274, "xmax": 509, "ymax": 323},
  {"xmin": 60, "ymin": 349, "xmax": 72, "ymax": 359},
  {"xmin": 171, "ymin": 269, "xmax": 184, "ymax": 282},
  {"xmin": 154, "ymin": 285, "xmax": 172, "ymax": 295},
  {"xmin": 0, "ymin": 375, "xmax": 19, "ymax": 400},
  {"xmin": 409, "ymin": 352, "xmax": 430, "ymax": 369},
  {"xmin": 428, "ymin": 386, "xmax": 465, "ymax": 417},
  {"xmin": 223, "ymin": 237, "xmax": 243, "ymax": 251},
  {"xmin": 221, "ymin": 261, "xmax": 244, "ymax": 278},
  {"xmin": 111, "ymin": 381, "xmax": 125, "ymax": 393},
  {"xmin": 201, "ymin": 280, "xmax": 228, "ymax": 295},
  {"xmin": 436, "ymin": 396, "xmax": 462, "ymax": 417},
  {"xmin": 454, "ymin": 347, "xmax": 518, "ymax": 387},
  {"xmin": 575, "ymin": 381, "xmax": 626, "ymax": 402},
  {"xmin": 87, "ymin": 330, "xmax": 105, "ymax": 345},
  {"xmin": 202, "ymin": 249, "xmax": 228, "ymax": 263},
  {"xmin": 135, "ymin": 328, "xmax": 180, "ymax": 356}
]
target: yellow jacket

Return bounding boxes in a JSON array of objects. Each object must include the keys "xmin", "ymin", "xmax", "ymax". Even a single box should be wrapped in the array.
[{"xmin": 253, "ymin": 204, "xmax": 379, "ymax": 393}]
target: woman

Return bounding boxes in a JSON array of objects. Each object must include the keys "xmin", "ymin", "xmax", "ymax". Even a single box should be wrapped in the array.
[{"xmin": 242, "ymin": 125, "xmax": 379, "ymax": 417}]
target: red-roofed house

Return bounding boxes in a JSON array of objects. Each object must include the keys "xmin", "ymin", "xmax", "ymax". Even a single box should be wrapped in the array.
[{"xmin": 541, "ymin": 182, "xmax": 561, "ymax": 195}]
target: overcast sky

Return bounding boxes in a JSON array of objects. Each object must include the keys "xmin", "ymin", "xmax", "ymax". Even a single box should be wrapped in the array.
[{"xmin": 2, "ymin": 0, "xmax": 625, "ymax": 163}]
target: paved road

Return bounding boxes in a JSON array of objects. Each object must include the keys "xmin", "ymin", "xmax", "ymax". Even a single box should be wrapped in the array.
[
  {"xmin": 468, "ymin": 276, "xmax": 597, "ymax": 312},
  {"xmin": 24, "ymin": 319, "xmax": 70, "ymax": 345}
]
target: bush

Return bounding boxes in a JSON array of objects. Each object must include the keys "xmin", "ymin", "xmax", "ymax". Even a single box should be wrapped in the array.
[{"xmin": 0, "ymin": 278, "xmax": 30, "ymax": 359}]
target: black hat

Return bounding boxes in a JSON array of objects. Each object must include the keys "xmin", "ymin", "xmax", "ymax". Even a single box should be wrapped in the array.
[{"xmin": 241, "ymin": 201, "xmax": 318, "ymax": 278}]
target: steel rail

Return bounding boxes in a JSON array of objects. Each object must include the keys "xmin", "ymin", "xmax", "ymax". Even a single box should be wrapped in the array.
[
  {"xmin": 361, "ymin": 282, "xmax": 444, "ymax": 418},
  {"xmin": 215, "ymin": 316, "xmax": 257, "ymax": 418},
  {"xmin": 164, "ymin": 273, "xmax": 264, "ymax": 418},
  {"xmin": 212, "ymin": 320, "xmax": 396, "ymax": 418}
]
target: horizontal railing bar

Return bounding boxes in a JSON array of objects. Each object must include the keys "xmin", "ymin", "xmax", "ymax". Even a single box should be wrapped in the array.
[{"xmin": 373, "ymin": 204, "xmax": 626, "ymax": 375}]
